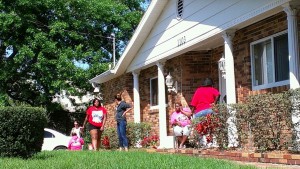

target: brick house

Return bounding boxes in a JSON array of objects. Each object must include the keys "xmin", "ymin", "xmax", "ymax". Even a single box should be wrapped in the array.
[{"xmin": 90, "ymin": 0, "xmax": 300, "ymax": 149}]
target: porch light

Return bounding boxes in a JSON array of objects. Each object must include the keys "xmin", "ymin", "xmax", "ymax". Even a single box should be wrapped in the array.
[
  {"xmin": 91, "ymin": 82, "xmax": 103, "ymax": 100},
  {"xmin": 93, "ymin": 87, "xmax": 100, "ymax": 93},
  {"xmin": 218, "ymin": 54, "xmax": 226, "ymax": 78},
  {"xmin": 165, "ymin": 72, "xmax": 177, "ymax": 93},
  {"xmin": 92, "ymin": 82, "xmax": 100, "ymax": 93}
]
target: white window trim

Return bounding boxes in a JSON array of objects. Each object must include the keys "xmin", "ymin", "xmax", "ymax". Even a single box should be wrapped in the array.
[
  {"xmin": 149, "ymin": 104, "xmax": 168, "ymax": 110},
  {"xmin": 250, "ymin": 30, "xmax": 289, "ymax": 91},
  {"xmin": 149, "ymin": 76, "xmax": 168, "ymax": 110}
]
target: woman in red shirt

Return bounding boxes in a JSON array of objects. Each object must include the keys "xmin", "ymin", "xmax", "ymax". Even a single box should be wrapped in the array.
[
  {"xmin": 190, "ymin": 78, "xmax": 220, "ymax": 118},
  {"xmin": 83, "ymin": 98, "xmax": 107, "ymax": 150}
]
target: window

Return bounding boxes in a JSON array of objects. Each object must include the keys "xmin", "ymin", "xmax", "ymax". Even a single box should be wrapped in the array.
[
  {"xmin": 44, "ymin": 131, "xmax": 55, "ymax": 138},
  {"xmin": 150, "ymin": 77, "xmax": 158, "ymax": 106},
  {"xmin": 251, "ymin": 31, "xmax": 289, "ymax": 90},
  {"xmin": 150, "ymin": 77, "xmax": 168, "ymax": 108},
  {"xmin": 177, "ymin": 0, "xmax": 184, "ymax": 20}
]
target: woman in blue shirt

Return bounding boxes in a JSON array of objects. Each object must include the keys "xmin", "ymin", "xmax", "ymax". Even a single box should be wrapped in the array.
[{"xmin": 114, "ymin": 94, "xmax": 132, "ymax": 151}]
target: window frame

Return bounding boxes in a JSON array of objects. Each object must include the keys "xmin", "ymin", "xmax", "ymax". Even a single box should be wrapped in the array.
[
  {"xmin": 250, "ymin": 30, "xmax": 289, "ymax": 90},
  {"xmin": 150, "ymin": 76, "xmax": 158, "ymax": 108},
  {"xmin": 149, "ymin": 76, "xmax": 168, "ymax": 110}
]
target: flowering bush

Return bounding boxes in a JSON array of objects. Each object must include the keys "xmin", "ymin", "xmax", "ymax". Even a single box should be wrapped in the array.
[
  {"xmin": 194, "ymin": 114, "xmax": 220, "ymax": 144},
  {"xmin": 101, "ymin": 136, "xmax": 110, "ymax": 148},
  {"xmin": 141, "ymin": 135, "xmax": 159, "ymax": 149}
]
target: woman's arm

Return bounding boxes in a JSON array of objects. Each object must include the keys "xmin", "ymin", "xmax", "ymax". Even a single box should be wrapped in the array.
[
  {"xmin": 214, "ymin": 95, "xmax": 220, "ymax": 105},
  {"xmin": 82, "ymin": 114, "xmax": 88, "ymax": 128},
  {"xmin": 101, "ymin": 113, "xmax": 107, "ymax": 131},
  {"xmin": 180, "ymin": 107, "xmax": 192, "ymax": 117},
  {"xmin": 122, "ymin": 107, "xmax": 132, "ymax": 116},
  {"xmin": 122, "ymin": 102, "xmax": 133, "ymax": 116},
  {"xmin": 70, "ymin": 128, "xmax": 74, "ymax": 136},
  {"xmin": 189, "ymin": 106, "xmax": 195, "ymax": 114}
]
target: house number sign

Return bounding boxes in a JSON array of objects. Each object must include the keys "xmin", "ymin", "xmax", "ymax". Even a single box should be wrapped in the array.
[{"xmin": 177, "ymin": 36, "xmax": 186, "ymax": 47}]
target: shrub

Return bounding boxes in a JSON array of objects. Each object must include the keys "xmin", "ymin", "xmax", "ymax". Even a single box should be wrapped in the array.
[
  {"xmin": 190, "ymin": 104, "xmax": 229, "ymax": 149},
  {"xmin": 0, "ymin": 106, "xmax": 47, "ymax": 158},
  {"xmin": 236, "ymin": 91, "xmax": 293, "ymax": 152},
  {"xmin": 82, "ymin": 127, "xmax": 91, "ymax": 150},
  {"xmin": 140, "ymin": 135, "xmax": 159, "ymax": 148},
  {"xmin": 88, "ymin": 122, "xmax": 152, "ymax": 149},
  {"xmin": 191, "ymin": 89, "xmax": 300, "ymax": 152},
  {"xmin": 213, "ymin": 104, "xmax": 229, "ymax": 149},
  {"xmin": 192, "ymin": 114, "xmax": 223, "ymax": 147},
  {"xmin": 101, "ymin": 127, "xmax": 118, "ymax": 149},
  {"xmin": 82, "ymin": 122, "xmax": 153, "ymax": 149},
  {"xmin": 127, "ymin": 122, "xmax": 151, "ymax": 147}
]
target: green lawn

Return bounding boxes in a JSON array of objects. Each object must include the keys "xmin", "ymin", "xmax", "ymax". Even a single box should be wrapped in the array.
[{"xmin": 0, "ymin": 150, "xmax": 257, "ymax": 169}]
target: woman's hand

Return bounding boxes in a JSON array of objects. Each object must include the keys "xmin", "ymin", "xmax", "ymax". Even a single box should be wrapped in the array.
[{"xmin": 100, "ymin": 126, "xmax": 105, "ymax": 131}]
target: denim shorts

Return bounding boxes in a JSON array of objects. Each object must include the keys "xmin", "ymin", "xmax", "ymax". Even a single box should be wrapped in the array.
[{"xmin": 193, "ymin": 108, "xmax": 214, "ymax": 118}]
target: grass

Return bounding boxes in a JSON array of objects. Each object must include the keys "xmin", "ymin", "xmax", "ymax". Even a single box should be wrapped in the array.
[{"xmin": 0, "ymin": 150, "xmax": 258, "ymax": 169}]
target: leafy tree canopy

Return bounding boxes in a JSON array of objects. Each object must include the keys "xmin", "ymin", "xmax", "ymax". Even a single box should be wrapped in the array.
[{"xmin": 0, "ymin": 0, "xmax": 148, "ymax": 108}]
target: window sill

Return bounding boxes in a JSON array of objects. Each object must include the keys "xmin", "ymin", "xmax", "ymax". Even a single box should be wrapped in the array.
[
  {"xmin": 149, "ymin": 104, "xmax": 168, "ymax": 110},
  {"xmin": 252, "ymin": 80, "xmax": 289, "ymax": 91}
]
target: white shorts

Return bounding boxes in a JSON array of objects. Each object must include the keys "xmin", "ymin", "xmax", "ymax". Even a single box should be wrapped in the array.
[{"xmin": 173, "ymin": 125, "xmax": 190, "ymax": 136}]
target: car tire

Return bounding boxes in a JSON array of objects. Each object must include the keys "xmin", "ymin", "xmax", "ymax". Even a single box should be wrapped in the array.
[{"xmin": 54, "ymin": 146, "xmax": 67, "ymax": 150}]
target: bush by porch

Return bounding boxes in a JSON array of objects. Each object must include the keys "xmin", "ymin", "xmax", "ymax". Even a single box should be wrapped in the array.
[{"xmin": 190, "ymin": 88, "xmax": 300, "ymax": 153}]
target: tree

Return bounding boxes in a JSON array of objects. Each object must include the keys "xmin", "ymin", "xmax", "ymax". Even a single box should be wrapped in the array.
[{"xmin": 0, "ymin": 0, "xmax": 148, "ymax": 128}]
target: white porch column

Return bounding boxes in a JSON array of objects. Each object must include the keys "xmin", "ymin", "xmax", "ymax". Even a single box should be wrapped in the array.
[
  {"xmin": 283, "ymin": 4, "xmax": 300, "ymax": 151},
  {"xmin": 132, "ymin": 70, "xmax": 141, "ymax": 123},
  {"xmin": 156, "ymin": 61, "xmax": 174, "ymax": 148},
  {"xmin": 222, "ymin": 31, "xmax": 239, "ymax": 147},
  {"xmin": 284, "ymin": 4, "xmax": 300, "ymax": 89}
]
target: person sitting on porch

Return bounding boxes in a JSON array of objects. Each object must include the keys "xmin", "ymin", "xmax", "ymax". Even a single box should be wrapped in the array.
[
  {"xmin": 190, "ymin": 77, "xmax": 220, "ymax": 118},
  {"xmin": 170, "ymin": 103, "xmax": 192, "ymax": 149}
]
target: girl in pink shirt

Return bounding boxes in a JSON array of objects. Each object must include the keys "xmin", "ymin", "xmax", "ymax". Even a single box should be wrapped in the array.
[{"xmin": 68, "ymin": 132, "xmax": 84, "ymax": 151}]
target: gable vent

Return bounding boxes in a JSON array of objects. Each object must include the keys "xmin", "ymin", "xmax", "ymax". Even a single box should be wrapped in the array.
[{"xmin": 177, "ymin": 0, "xmax": 184, "ymax": 19}]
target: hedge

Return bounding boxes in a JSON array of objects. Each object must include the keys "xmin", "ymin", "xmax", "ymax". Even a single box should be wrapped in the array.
[{"xmin": 0, "ymin": 106, "xmax": 47, "ymax": 158}]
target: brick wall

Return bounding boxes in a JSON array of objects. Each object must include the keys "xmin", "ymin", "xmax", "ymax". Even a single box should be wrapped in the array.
[
  {"xmin": 138, "ymin": 66, "xmax": 160, "ymax": 135},
  {"xmin": 164, "ymin": 51, "xmax": 221, "ymax": 134},
  {"xmin": 233, "ymin": 12, "xmax": 291, "ymax": 102},
  {"xmin": 101, "ymin": 73, "xmax": 134, "ymax": 129}
]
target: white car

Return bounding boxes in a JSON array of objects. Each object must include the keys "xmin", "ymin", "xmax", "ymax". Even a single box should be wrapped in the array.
[{"xmin": 42, "ymin": 128, "xmax": 71, "ymax": 151}]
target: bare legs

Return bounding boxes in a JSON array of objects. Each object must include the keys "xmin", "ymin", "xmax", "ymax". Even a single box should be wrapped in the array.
[
  {"xmin": 174, "ymin": 126, "xmax": 190, "ymax": 149},
  {"xmin": 176, "ymin": 135, "xmax": 188, "ymax": 149},
  {"xmin": 90, "ymin": 129, "xmax": 103, "ymax": 150}
]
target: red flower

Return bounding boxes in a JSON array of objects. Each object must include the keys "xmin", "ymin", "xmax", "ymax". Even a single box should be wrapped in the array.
[
  {"xmin": 194, "ymin": 114, "xmax": 220, "ymax": 143},
  {"xmin": 141, "ymin": 135, "xmax": 159, "ymax": 148},
  {"xmin": 102, "ymin": 136, "xmax": 110, "ymax": 147},
  {"xmin": 206, "ymin": 134, "xmax": 213, "ymax": 143}
]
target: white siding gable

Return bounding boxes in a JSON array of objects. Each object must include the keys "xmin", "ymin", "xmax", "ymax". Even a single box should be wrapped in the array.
[{"xmin": 127, "ymin": 0, "xmax": 290, "ymax": 72}]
